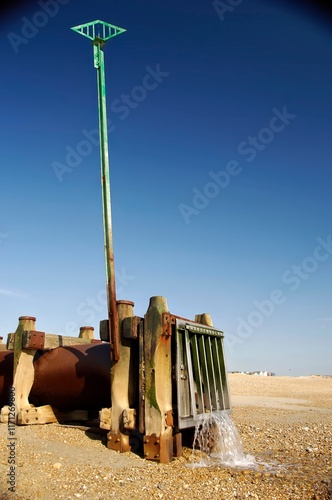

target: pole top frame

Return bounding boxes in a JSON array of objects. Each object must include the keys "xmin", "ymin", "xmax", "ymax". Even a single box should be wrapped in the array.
[{"xmin": 71, "ymin": 20, "xmax": 126, "ymax": 44}]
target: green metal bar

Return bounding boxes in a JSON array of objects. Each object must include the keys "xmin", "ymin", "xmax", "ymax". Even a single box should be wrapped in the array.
[
  {"xmin": 205, "ymin": 336, "xmax": 218, "ymax": 410},
  {"xmin": 176, "ymin": 329, "xmax": 191, "ymax": 418},
  {"xmin": 72, "ymin": 20, "xmax": 126, "ymax": 361},
  {"xmin": 190, "ymin": 333, "xmax": 204, "ymax": 414},
  {"xmin": 197, "ymin": 334, "xmax": 212, "ymax": 411},
  {"xmin": 211, "ymin": 336, "xmax": 224, "ymax": 409},
  {"xmin": 217, "ymin": 338, "xmax": 231, "ymax": 409},
  {"xmin": 184, "ymin": 330, "xmax": 198, "ymax": 419},
  {"xmin": 93, "ymin": 40, "xmax": 119, "ymax": 361}
]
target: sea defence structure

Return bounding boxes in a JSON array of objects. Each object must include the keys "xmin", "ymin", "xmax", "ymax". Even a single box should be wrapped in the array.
[{"xmin": 0, "ymin": 300, "xmax": 231, "ymax": 463}]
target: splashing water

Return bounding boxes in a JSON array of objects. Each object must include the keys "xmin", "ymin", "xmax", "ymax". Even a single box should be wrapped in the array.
[{"xmin": 191, "ymin": 411, "xmax": 256, "ymax": 468}]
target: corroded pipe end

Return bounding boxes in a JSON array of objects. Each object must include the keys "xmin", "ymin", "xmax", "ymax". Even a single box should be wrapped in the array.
[
  {"xmin": 19, "ymin": 316, "xmax": 36, "ymax": 322},
  {"xmin": 116, "ymin": 300, "xmax": 134, "ymax": 307}
]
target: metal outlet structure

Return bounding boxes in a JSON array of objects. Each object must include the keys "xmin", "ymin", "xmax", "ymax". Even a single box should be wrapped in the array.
[
  {"xmin": 101, "ymin": 296, "xmax": 231, "ymax": 463},
  {"xmin": 174, "ymin": 318, "xmax": 231, "ymax": 429}
]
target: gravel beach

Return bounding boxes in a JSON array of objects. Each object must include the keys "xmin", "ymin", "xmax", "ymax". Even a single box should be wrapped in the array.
[{"xmin": 1, "ymin": 374, "xmax": 331, "ymax": 499}]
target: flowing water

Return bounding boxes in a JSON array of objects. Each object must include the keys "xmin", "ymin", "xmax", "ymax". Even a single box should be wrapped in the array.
[
  {"xmin": 191, "ymin": 411, "xmax": 256, "ymax": 468},
  {"xmin": 190, "ymin": 411, "xmax": 283, "ymax": 472}
]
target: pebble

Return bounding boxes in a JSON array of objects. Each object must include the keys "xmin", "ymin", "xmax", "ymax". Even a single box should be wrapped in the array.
[{"xmin": 0, "ymin": 374, "xmax": 331, "ymax": 499}]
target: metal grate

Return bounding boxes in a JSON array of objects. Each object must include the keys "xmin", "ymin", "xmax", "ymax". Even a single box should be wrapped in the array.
[
  {"xmin": 71, "ymin": 20, "xmax": 126, "ymax": 42},
  {"xmin": 175, "ymin": 319, "xmax": 231, "ymax": 429}
]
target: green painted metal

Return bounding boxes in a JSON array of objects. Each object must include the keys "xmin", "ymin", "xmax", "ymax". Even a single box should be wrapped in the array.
[
  {"xmin": 71, "ymin": 20, "xmax": 126, "ymax": 361},
  {"xmin": 175, "ymin": 319, "xmax": 231, "ymax": 429},
  {"xmin": 71, "ymin": 20, "xmax": 126, "ymax": 42}
]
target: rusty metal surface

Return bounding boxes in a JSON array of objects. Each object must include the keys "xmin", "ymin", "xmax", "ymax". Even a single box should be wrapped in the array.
[
  {"xmin": 31, "ymin": 344, "xmax": 111, "ymax": 410},
  {"xmin": 138, "ymin": 316, "xmax": 145, "ymax": 434},
  {"xmin": 23, "ymin": 331, "xmax": 45, "ymax": 350},
  {"xmin": 107, "ymin": 431, "xmax": 131, "ymax": 452},
  {"xmin": 162, "ymin": 312, "xmax": 194, "ymax": 337},
  {"xmin": 165, "ymin": 409, "xmax": 173, "ymax": 427},
  {"xmin": 107, "ymin": 431, "xmax": 122, "ymax": 452},
  {"xmin": 108, "ymin": 285, "xmax": 119, "ymax": 362},
  {"xmin": 162, "ymin": 313, "xmax": 173, "ymax": 337},
  {"xmin": 143, "ymin": 434, "xmax": 161, "ymax": 460}
]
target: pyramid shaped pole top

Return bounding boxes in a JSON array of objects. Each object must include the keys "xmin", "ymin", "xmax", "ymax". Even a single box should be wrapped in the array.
[{"xmin": 71, "ymin": 20, "xmax": 126, "ymax": 43}]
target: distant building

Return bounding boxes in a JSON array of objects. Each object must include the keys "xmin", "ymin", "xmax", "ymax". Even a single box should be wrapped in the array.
[{"xmin": 229, "ymin": 370, "xmax": 276, "ymax": 376}]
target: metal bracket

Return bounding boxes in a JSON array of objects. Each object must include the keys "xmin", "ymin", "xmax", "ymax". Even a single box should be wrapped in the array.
[
  {"xmin": 144, "ymin": 434, "xmax": 160, "ymax": 460},
  {"xmin": 23, "ymin": 331, "xmax": 45, "ymax": 350},
  {"xmin": 107, "ymin": 431, "xmax": 131, "ymax": 453},
  {"xmin": 162, "ymin": 313, "xmax": 176, "ymax": 337},
  {"xmin": 107, "ymin": 432, "xmax": 123, "ymax": 452}
]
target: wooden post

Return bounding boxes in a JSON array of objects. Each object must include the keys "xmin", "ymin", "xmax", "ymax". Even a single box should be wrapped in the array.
[
  {"xmin": 107, "ymin": 300, "xmax": 134, "ymax": 452},
  {"xmin": 79, "ymin": 326, "xmax": 95, "ymax": 340},
  {"xmin": 195, "ymin": 313, "xmax": 214, "ymax": 327},
  {"xmin": 13, "ymin": 316, "xmax": 37, "ymax": 418},
  {"xmin": 0, "ymin": 336, "xmax": 6, "ymax": 351},
  {"xmin": 143, "ymin": 296, "xmax": 173, "ymax": 463}
]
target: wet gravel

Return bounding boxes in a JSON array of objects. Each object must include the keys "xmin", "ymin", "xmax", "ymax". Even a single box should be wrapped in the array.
[{"xmin": 1, "ymin": 374, "xmax": 331, "ymax": 499}]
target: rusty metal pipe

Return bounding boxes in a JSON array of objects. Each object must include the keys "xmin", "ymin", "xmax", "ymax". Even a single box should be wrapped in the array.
[{"xmin": 0, "ymin": 344, "xmax": 111, "ymax": 411}]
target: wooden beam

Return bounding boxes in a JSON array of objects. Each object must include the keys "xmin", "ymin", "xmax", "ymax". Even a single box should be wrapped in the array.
[
  {"xmin": 7, "ymin": 332, "xmax": 101, "ymax": 351},
  {"xmin": 1, "ymin": 406, "xmax": 90, "ymax": 425}
]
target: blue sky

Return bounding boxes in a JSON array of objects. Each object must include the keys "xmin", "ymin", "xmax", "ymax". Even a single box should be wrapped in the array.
[{"xmin": 0, "ymin": 0, "xmax": 331, "ymax": 376}]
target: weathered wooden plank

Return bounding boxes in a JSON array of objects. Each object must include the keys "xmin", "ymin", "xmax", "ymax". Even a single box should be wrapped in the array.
[
  {"xmin": 0, "ymin": 335, "xmax": 7, "ymax": 350},
  {"xmin": 99, "ymin": 407, "xmax": 112, "ymax": 430},
  {"xmin": 1, "ymin": 406, "xmax": 90, "ymax": 425},
  {"xmin": 6, "ymin": 332, "xmax": 100, "ymax": 351},
  {"xmin": 18, "ymin": 406, "xmax": 90, "ymax": 425}
]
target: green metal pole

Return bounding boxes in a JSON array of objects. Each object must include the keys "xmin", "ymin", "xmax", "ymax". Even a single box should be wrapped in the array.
[
  {"xmin": 93, "ymin": 39, "xmax": 119, "ymax": 361},
  {"xmin": 71, "ymin": 21, "xmax": 126, "ymax": 362}
]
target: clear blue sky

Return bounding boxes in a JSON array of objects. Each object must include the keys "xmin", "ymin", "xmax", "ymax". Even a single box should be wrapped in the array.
[{"xmin": 1, "ymin": 0, "xmax": 331, "ymax": 376}]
